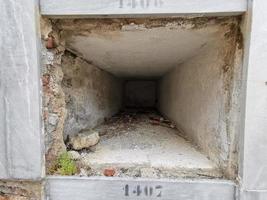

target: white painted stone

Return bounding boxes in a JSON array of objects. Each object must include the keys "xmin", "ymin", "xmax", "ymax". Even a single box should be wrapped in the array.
[
  {"xmin": 46, "ymin": 176, "xmax": 236, "ymax": 200},
  {"xmin": 0, "ymin": 0, "xmax": 43, "ymax": 179},
  {"xmin": 240, "ymin": 190, "xmax": 267, "ymax": 200},
  {"xmin": 240, "ymin": 0, "xmax": 267, "ymax": 191},
  {"xmin": 40, "ymin": 0, "xmax": 247, "ymax": 17}
]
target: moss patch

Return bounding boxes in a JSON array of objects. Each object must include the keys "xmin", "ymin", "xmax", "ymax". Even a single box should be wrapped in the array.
[
  {"xmin": 57, "ymin": 152, "xmax": 77, "ymax": 175},
  {"xmin": 48, "ymin": 152, "xmax": 77, "ymax": 175}
]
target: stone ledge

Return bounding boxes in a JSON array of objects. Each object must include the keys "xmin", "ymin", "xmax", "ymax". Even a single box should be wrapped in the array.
[{"xmin": 40, "ymin": 0, "xmax": 247, "ymax": 17}]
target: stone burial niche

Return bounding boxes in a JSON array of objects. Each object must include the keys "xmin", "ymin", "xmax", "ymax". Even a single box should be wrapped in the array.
[{"xmin": 41, "ymin": 17, "xmax": 243, "ymax": 179}]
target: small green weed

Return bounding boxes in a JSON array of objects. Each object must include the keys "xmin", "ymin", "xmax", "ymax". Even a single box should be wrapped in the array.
[{"xmin": 57, "ymin": 152, "xmax": 77, "ymax": 175}]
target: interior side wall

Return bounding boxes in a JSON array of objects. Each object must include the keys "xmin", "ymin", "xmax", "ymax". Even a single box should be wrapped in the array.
[
  {"xmin": 158, "ymin": 44, "xmax": 226, "ymax": 165},
  {"xmin": 61, "ymin": 52, "xmax": 123, "ymax": 138},
  {"xmin": 158, "ymin": 24, "xmax": 243, "ymax": 175},
  {"xmin": 124, "ymin": 81, "xmax": 156, "ymax": 108}
]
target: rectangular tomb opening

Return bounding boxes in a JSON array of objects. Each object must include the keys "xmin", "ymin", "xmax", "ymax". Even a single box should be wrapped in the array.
[{"xmin": 42, "ymin": 17, "xmax": 243, "ymax": 179}]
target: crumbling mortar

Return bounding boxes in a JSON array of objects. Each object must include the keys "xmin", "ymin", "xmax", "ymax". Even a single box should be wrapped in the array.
[
  {"xmin": 41, "ymin": 17, "xmax": 68, "ymax": 173},
  {"xmin": 54, "ymin": 17, "xmax": 239, "ymax": 30},
  {"xmin": 51, "ymin": 17, "xmax": 242, "ymax": 43}
]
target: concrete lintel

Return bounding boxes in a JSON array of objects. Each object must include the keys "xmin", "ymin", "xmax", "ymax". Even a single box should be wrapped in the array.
[
  {"xmin": 46, "ymin": 176, "xmax": 236, "ymax": 200},
  {"xmin": 40, "ymin": 0, "xmax": 247, "ymax": 18}
]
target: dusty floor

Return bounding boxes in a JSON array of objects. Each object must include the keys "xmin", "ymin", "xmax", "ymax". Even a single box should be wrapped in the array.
[{"xmin": 68, "ymin": 109, "xmax": 222, "ymax": 179}]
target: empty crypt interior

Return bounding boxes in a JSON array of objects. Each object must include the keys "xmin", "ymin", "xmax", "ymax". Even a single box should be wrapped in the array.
[{"xmin": 42, "ymin": 17, "xmax": 243, "ymax": 179}]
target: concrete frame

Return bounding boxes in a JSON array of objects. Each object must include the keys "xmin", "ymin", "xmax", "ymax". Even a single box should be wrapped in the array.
[
  {"xmin": 238, "ymin": 0, "xmax": 267, "ymax": 199},
  {"xmin": 40, "ymin": 0, "xmax": 247, "ymax": 17},
  {"xmin": 0, "ymin": 0, "xmax": 43, "ymax": 180},
  {"xmin": 1, "ymin": 0, "xmax": 267, "ymax": 199},
  {"xmin": 46, "ymin": 176, "xmax": 236, "ymax": 200}
]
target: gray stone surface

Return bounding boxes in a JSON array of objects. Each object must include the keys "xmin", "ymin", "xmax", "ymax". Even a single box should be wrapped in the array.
[
  {"xmin": 240, "ymin": 0, "xmax": 267, "ymax": 191},
  {"xmin": 46, "ymin": 176, "xmax": 236, "ymax": 200},
  {"xmin": 61, "ymin": 18, "xmax": 239, "ymax": 79},
  {"xmin": 158, "ymin": 19, "xmax": 243, "ymax": 176},
  {"xmin": 40, "ymin": 0, "xmax": 247, "ymax": 17},
  {"xmin": 0, "ymin": 0, "xmax": 43, "ymax": 179},
  {"xmin": 69, "ymin": 131, "xmax": 100, "ymax": 150},
  {"xmin": 240, "ymin": 190, "xmax": 267, "ymax": 200},
  {"xmin": 1, "ymin": 1, "xmax": 266, "ymax": 200},
  {"xmin": 61, "ymin": 54, "xmax": 122, "ymax": 138},
  {"xmin": 81, "ymin": 116, "xmax": 219, "ymax": 178}
]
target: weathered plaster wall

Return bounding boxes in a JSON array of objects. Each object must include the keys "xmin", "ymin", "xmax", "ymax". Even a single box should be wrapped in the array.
[
  {"xmin": 124, "ymin": 81, "xmax": 156, "ymax": 108},
  {"xmin": 41, "ymin": 18, "xmax": 123, "ymax": 171},
  {"xmin": 61, "ymin": 52, "xmax": 123, "ymax": 138},
  {"xmin": 158, "ymin": 19, "xmax": 243, "ymax": 177}
]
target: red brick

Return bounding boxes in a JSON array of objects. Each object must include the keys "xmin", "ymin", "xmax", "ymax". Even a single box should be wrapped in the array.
[{"xmin": 104, "ymin": 168, "xmax": 115, "ymax": 177}]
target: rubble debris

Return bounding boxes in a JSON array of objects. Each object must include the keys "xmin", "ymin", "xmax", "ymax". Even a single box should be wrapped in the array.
[
  {"xmin": 59, "ymin": 109, "xmax": 221, "ymax": 179},
  {"xmin": 74, "ymin": 165, "xmax": 222, "ymax": 179},
  {"xmin": 67, "ymin": 150, "xmax": 81, "ymax": 160},
  {"xmin": 69, "ymin": 130, "xmax": 100, "ymax": 150},
  {"xmin": 140, "ymin": 168, "xmax": 158, "ymax": 178},
  {"xmin": 96, "ymin": 110, "xmax": 139, "ymax": 138},
  {"xmin": 42, "ymin": 74, "xmax": 50, "ymax": 86},
  {"xmin": 79, "ymin": 168, "xmax": 89, "ymax": 177},
  {"xmin": 149, "ymin": 116, "xmax": 176, "ymax": 128},
  {"xmin": 97, "ymin": 109, "xmax": 177, "ymax": 136},
  {"xmin": 48, "ymin": 113, "xmax": 59, "ymax": 126},
  {"xmin": 104, "ymin": 168, "xmax": 116, "ymax": 177},
  {"xmin": 46, "ymin": 36, "xmax": 55, "ymax": 49}
]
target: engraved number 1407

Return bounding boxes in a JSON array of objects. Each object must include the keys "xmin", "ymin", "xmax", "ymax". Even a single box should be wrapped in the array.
[{"xmin": 124, "ymin": 184, "xmax": 163, "ymax": 197}]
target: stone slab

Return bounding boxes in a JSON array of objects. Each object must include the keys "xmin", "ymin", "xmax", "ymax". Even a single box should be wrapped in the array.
[
  {"xmin": 240, "ymin": 0, "xmax": 267, "ymax": 191},
  {"xmin": 83, "ymin": 118, "xmax": 217, "ymax": 174},
  {"xmin": 46, "ymin": 176, "xmax": 236, "ymax": 200},
  {"xmin": 240, "ymin": 190, "xmax": 267, "ymax": 200},
  {"xmin": 0, "ymin": 0, "xmax": 43, "ymax": 179},
  {"xmin": 40, "ymin": 0, "xmax": 247, "ymax": 17}
]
